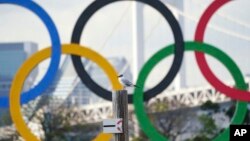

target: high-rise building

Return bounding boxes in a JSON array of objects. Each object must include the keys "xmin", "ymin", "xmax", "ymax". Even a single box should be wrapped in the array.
[{"xmin": 0, "ymin": 42, "xmax": 38, "ymax": 97}]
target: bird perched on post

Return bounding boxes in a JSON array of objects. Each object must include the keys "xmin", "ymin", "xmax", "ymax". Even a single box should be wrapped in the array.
[{"xmin": 118, "ymin": 74, "xmax": 140, "ymax": 89}]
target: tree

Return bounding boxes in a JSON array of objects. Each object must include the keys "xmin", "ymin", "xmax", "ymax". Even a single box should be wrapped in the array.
[
  {"xmin": 148, "ymin": 98, "xmax": 187, "ymax": 113},
  {"xmin": 198, "ymin": 115, "xmax": 218, "ymax": 136},
  {"xmin": 186, "ymin": 135, "xmax": 210, "ymax": 141},
  {"xmin": 147, "ymin": 98, "xmax": 194, "ymax": 140},
  {"xmin": 200, "ymin": 100, "xmax": 219, "ymax": 112},
  {"xmin": 187, "ymin": 115, "xmax": 218, "ymax": 141},
  {"xmin": 149, "ymin": 99, "xmax": 168, "ymax": 113},
  {"xmin": 39, "ymin": 106, "xmax": 100, "ymax": 141},
  {"xmin": 149, "ymin": 107, "xmax": 195, "ymax": 141}
]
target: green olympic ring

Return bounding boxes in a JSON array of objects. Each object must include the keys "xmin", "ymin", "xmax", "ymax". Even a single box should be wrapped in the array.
[{"xmin": 133, "ymin": 41, "xmax": 248, "ymax": 141}]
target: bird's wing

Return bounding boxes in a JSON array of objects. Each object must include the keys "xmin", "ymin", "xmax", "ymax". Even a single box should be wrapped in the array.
[{"xmin": 121, "ymin": 78, "xmax": 134, "ymax": 86}]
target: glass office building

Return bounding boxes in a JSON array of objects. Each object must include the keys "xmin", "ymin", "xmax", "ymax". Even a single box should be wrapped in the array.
[{"xmin": 0, "ymin": 42, "xmax": 38, "ymax": 97}]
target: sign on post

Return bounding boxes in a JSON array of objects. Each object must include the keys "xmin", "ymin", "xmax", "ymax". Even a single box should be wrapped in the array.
[{"xmin": 103, "ymin": 118, "xmax": 123, "ymax": 134}]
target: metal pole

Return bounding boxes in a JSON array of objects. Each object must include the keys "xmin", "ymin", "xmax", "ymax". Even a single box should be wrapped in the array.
[
  {"xmin": 132, "ymin": 1, "xmax": 144, "ymax": 83},
  {"xmin": 112, "ymin": 90, "xmax": 129, "ymax": 141},
  {"xmin": 173, "ymin": 0, "xmax": 186, "ymax": 89}
]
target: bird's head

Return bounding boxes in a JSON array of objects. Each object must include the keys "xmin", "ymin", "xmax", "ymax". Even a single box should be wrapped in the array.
[{"xmin": 118, "ymin": 74, "xmax": 123, "ymax": 78}]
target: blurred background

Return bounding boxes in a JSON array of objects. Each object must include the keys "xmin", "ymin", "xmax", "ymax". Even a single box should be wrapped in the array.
[{"xmin": 0, "ymin": 0, "xmax": 250, "ymax": 140}]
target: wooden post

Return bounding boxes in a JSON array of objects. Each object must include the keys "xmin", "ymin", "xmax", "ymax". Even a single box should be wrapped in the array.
[{"xmin": 112, "ymin": 90, "xmax": 129, "ymax": 141}]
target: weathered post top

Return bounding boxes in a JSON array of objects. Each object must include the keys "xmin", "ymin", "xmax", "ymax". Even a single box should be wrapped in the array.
[{"xmin": 112, "ymin": 90, "xmax": 129, "ymax": 141}]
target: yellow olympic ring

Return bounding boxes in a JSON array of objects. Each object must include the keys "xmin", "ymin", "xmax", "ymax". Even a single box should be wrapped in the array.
[{"xmin": 10, "ymin": 44, "xmax": 123, "ymax": 141}]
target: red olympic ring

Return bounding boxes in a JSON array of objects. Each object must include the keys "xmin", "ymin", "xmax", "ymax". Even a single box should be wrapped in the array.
[{"xmin": 194, "ymin": 0, "xmax": 250, "ymax": 101}]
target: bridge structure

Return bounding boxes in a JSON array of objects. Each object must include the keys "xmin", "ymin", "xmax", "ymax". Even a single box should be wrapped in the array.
[{"xmin": 48, "ymin": 77, "xmax": 250, "ymax": 123}]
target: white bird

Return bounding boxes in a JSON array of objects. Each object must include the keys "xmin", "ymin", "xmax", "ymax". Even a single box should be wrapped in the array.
[{"xmin": 118, "ymin": 74, "xmax": 139, "ymax": 89}]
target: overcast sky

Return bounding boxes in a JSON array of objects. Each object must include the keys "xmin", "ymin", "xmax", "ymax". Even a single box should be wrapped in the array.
[{"xmin": 0, "ymin": 0, "xmax": 250, "ymax": 89}]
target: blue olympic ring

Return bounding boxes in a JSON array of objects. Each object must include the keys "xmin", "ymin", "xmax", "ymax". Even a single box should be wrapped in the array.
[{"xmin": 0, "ymin": 0, "xmax": 61, "ymax": 107}]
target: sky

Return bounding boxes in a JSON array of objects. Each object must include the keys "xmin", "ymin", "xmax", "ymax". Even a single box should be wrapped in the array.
[{"xmin": 0, "ymin": 0, "xmax": 250, "ymax": 89}]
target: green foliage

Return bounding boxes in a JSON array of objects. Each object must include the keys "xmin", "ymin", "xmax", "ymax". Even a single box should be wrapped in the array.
[
  {"xmin": 40, "ymin": 108, "xmax": 99, "ymax": 141},
  {"xmin": 186, "ymin": 135, "xmax": 210, "ymax": 141},
  {"xmin": 198, "ymin": 115, "xmax": 217, "ymax": 135},
  {"xmin": 200, "ymin": 100, "xmax": 219, "ymax": 112},
  {"xmin": 187, "ymin": 115, "xmax": 218, "ymax": 141},
  {"xmin": 149, "ymin": 100, "xmax": 168, "ymax": 113}
]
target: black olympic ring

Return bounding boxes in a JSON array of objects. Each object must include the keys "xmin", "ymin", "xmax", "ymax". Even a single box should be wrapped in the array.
[{"xmin": 71, "ymin": 0, "xmax": 184, "ymax": 103}]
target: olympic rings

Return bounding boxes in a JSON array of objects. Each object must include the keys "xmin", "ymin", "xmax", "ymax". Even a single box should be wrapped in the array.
[
  {"xmin": 0, "ymin": 0, "xmax": 61, "ymax": 108},
  {"xmin": 70, "ymin": 0, "xmax": 184, "ymax": 103},
  {"xmin": 133, "ymin": 41, "xmax": 248, "ymax": 141},
  {"xmin": 2, "ymin": 1, "xmax": 249, "ymax": 141},
  {"xmin": 10, "ymin": 44, "xmax": 122, "ymax": 141},
  {"xmin": 194, "ymin": 0, "xmax": 250, "ymax": 101}
]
